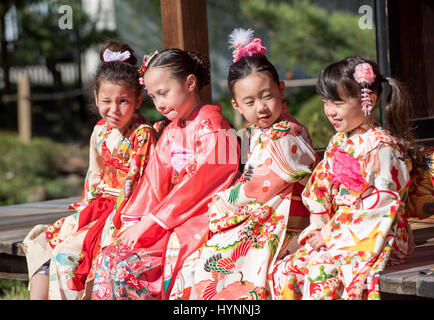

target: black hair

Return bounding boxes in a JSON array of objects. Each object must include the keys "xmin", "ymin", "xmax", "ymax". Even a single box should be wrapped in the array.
[
  {"xmin": 227, "ymin": 54, "xmax": 280, "ymax": 98},
  {"xmin": 317, "ymin": 56, "xmax": 382, "ymax": 102},
  {"xmin": 317, "ymin": 55, "xmax": 422, "ymax": 167},
  {"xmin": 94, "ymin": 40, "xmax": 142, "ymax": 98},
  {"xmin": 146, "ymin": 48, "xmax": 210, "ymax": 90}
]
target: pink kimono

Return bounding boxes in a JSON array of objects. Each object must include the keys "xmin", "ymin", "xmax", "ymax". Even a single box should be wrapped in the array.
[{"xmin": 90, "ymin": 104, "xmax": 240, "ymax": 300}]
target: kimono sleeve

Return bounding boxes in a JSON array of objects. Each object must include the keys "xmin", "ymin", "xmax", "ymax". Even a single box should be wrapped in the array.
[
  {"xmin": 114, "ymin": 127, "xmax": 173, "ymax": 228},
  {"xmin": 298, "ymin": 159, "xmax": 335, "ymax": 245},
  {"xmin": 321, "ymin": 143, "xmax": 411, "ymax": 254},
  {"xmin": 220, "ymin": 131, "xmax": 317, "ymax": 207},
  {"xmin": 148, "ymin": 128, "xmax": 239, "ymax": 231},
  {"xmin": 69, "ymin": 124, "xmax": 104, "ymax": 211},
  {"xmin": 113, "ymin": 126, "xmax": 157, "ymax": 213}
]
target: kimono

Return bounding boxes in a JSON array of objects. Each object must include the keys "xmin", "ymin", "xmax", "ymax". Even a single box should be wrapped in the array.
[
  {"xmin": 90, "ymin": 104, "xmax": 240, "ymax": 300},
  {"xmin": 271, "ymin": 120, "xmax": 413, "ymax": 300},
  {"xmin": 22, "ymin": 114, "xmax": 157, "ymax": 299},
  {"xmin": 169, "ymin": 111, "xmax": 317, "ymax": 300},
  {"xmin": 407, "ymin": 146, "xmax": 434, "ymax": 219}
]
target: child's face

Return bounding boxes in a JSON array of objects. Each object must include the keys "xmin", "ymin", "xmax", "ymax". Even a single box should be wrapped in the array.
[
  {"xmin": 144, "ymin": 67, "xmax": 196, "ymax": 122},
  {"xmin": 322, "ymin": 94, "xmax": 375, "ymax": 133},
  {"xmin": 231, "ymin": 72, "xmax": 285, "ymax": 128},
  {"xmin": 94, "ymin": 80, "xmax": 141, "ymax": 130}
]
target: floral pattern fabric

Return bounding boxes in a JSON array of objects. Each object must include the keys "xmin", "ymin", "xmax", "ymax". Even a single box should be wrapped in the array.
[
  {"xmin": 169, "ymin": 115, "xmax": 317, "ymax": 300},
  {"xmin": 407, "ymin": 146, "xmax": 434, "ymax": 219},
  {"xmin": 91, "ymin": 105, "xmax": 240, "ymax": 300},
  {"xmin": 271, "ymin": 120, "xmax": 413, "ymax": 300},
  {"xmin": 22, "ymin": 114, "xmax": 157, "ymax": 299}
]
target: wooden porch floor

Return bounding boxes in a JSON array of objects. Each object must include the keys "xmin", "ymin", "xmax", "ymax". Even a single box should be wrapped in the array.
[{"xmin": 0, "ymin": 197, "xmax": 433, "ymax": 299}]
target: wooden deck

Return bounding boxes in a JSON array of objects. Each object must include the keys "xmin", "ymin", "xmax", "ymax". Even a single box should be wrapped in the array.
[
  {"xmin": 379, "ymin": 218, "xmax": 434, "ymax": 299},
  {"xmin": 0, "ymin": 197, "xmax": 79, "ymax": 280},
  {"xmin": 0, "ymin": 197, "xmax": 433, "ymax": 299}
]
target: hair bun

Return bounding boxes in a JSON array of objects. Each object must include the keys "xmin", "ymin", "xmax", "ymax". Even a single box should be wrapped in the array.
[
  {"xmin": 187, "ymin": 51, "xmax": 211, "ymax": 88},
  {"xmin": 146, "ymin": 49, "xmax": 211, "ymax": 90},
  {"xmin": 99, "ymin": 40, "xmax": 137, "ymax": 66}
]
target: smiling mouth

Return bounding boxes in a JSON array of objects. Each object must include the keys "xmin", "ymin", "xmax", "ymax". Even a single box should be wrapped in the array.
[{"xmin": 259, "ymin": 115, "xmax": 271, "ymax": 121}]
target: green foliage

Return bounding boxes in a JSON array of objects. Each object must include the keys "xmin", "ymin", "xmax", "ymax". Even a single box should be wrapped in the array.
[
  {"xmin": 241, "ymin": 0, "xmax": 376, "ymax": 77},
  {"xmin": 235, "ymin": 0, "xmax": 377, "ymax": 148},
  {"xmin": 139, "ymin": 99, "xmax": 165, "ymax": 123},
  {"xmin": 0, "ymin": 279, "xmax": 29, "ymax": 300},
  {"xmin": 10, "ymin": 0, "xmax": 117, "ymax": 85},
  {"xmin": 1, "ymin": 0, "xmax": 119, "ymax": 141},
  {"xmin": 293, "ymin": 95, "xmax": 334, "ymax": 148},
  {"xmin": 0, "ymin": 132, "xmax": 81, "ymax": 205},
  {"xmin": 113, "ymin": 0, "xmax": 163, "ymax": 59},
  {"xmin": 214, "ymin": 95, "xmax": 238, "ymax": 128}
]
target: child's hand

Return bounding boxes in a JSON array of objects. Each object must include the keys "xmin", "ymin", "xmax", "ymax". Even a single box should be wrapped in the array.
[
  {"xmin": 119, "ymin": 216, "xmax": 153, "ymax": 249},
  {"xmin": 307, "ymin": 230, "xmax": 326, "ymax": 251}
]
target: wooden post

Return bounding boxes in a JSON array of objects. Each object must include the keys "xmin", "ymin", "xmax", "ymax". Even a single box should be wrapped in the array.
[
  {"xmin": 17, "ymin": 74, "xmax": 31, "ymax": 144},
  {"xmin": 160, "ymin": 0, "xmax": 212, "ymax": 104}
]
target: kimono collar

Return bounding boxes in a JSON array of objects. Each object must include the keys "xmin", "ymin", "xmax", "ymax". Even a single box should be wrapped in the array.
[
  {"xmin": 245, "ymin": 101, "xmax": 296, "ymax": 134},
  {"xmin": 175, "ymin": 104, "xmax": 222, "ymax": 128},
  {"xmin": 176, "ymin": 105, "xmax": 202, "ymax": 128},
  {"xmin": 344, "ymin": 117, "xmax": 378, "ymax": 139}
]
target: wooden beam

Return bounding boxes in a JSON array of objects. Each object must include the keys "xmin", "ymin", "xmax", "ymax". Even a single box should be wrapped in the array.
[
  {"xmin": 395, "ymin": 0, "xmax": 434, "ymax": 118},
  {"xmin": 17, "ymin": 74, "xmax": 31, "ymax": 144},
  {"xmin": 376, "ymin": 0, "xmax": 434, "ymax": 127},
  {"xmin": 0, "ymin": 253, "xmax": 28, "ymax": 280},
  {"xmin": 160, "ymin": 0, "xmax": 212, "ymax": 104},
  {"xmin": 375, "ymin": 0, "xmax": 390, "ymax": 128}
]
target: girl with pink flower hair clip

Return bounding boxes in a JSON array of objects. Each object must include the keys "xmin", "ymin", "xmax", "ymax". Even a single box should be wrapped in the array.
[{"xmin": 272, "ymin": 56, "xmax": 423, "ymax": 300}]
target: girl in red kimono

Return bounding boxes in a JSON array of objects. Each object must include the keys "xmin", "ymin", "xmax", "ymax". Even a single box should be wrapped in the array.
[
  {"xmin": 90, "ymin": 49, "xmax": 240, "ymax": 300},
  {"xmin": 22, "ymin": 41, "xmax": 158, "ymax": 299}
]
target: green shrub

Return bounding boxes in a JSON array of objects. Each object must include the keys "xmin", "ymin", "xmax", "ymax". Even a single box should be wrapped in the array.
[
  {"xmin": 292, "ymin": 95, "xmax": 334, "ymax": 149},
  {"xmin": 0, "ymin": 279, "xmax": 29, "ymax": 300},
  {"xmin": 0, "ymin": 132, "xmax": 82, "ymax": 205}
]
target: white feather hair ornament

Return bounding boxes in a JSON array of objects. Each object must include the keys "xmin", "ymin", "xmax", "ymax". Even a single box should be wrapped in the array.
[
  {"xmin": 228, "ymin": 27, "xmax": 267, "ymax": 63},
  {"xmin": 228, "ymin": 28, "xmax": 254, "ymax": 49}
]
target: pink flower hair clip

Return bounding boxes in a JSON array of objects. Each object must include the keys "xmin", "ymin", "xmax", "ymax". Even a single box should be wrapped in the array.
[
  {"xmin": 138, "ymin": 50, "xmax": 159, "ymax": 85},
  {"xmin": 228, "ymin": 28, "xmax": 267, "ymax": 63},
  {"xmin": 353, "ymin": 63, "xmax": 376, "ymax": 116},
  {"xmin": 103, "ymin": 49, "xmax": 131, "ymax": 62}
]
